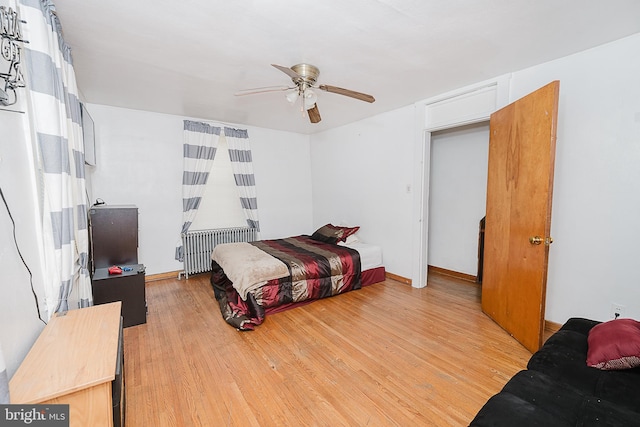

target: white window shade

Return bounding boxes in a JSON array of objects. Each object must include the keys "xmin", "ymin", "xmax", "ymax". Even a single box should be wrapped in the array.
[{"xmin": 190, "ymin": 135, "xmax": 247, "ymax": 230}]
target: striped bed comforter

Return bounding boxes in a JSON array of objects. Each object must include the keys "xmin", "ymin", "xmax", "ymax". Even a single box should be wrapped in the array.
[{"xmin": 210, "ymin": 235, "xmax": 361, "ymax": 330}]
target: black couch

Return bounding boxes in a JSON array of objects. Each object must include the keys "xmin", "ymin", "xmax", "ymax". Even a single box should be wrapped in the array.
[{"xmin": 470, "ymin": 318, "xmax": 640, "ymax": 426}]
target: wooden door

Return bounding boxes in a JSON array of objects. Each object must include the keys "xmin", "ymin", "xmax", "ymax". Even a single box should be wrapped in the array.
[{"xmin": 481, "ymin": 81, "xmax": 559, "ymax": 353}]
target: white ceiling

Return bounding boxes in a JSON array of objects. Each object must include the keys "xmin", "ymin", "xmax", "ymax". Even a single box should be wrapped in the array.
[{"xmin": 53, "ymin": 0, "xmax": 640, "ymax": 134}]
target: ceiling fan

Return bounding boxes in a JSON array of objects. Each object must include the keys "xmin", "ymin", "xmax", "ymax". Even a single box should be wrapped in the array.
[{"xmin": 235, "ymin": 63, "xmax": 375, "ymax": 123}]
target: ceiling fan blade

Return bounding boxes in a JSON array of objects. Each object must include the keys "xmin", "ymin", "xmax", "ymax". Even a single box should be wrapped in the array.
[
  {"xmin": 318, "ymin": 84, "xmax": 375, "ymax": 103},
  {"xmin": 234, "ymin": 85, "xmax": 294, "ymax": 96},
  {"xmin": 271, "ymin": 64, "xmax": 302, "ymax": 81},
  {"xmin": 307, "ymin": 104, "xmax": 321, "ymax": 123}
]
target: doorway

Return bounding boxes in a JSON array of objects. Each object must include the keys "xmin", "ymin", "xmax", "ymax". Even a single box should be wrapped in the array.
[
  {"xmin": 415, "ymin": 81, "xmax": 560, "ymax": 353},
  {"xmin": 427, "ymin": 122, "xmax": 489, "ymax": 279}
]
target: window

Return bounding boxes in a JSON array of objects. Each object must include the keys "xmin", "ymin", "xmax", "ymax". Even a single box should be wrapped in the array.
[{"xmin": 189, "ymin": 134, "xmax": 246, "ymax": 230}]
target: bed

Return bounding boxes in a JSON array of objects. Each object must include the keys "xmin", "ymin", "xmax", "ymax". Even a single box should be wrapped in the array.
[{"xmin": 209, "ymin": 224, "xmax": 385, "ymax": 330}]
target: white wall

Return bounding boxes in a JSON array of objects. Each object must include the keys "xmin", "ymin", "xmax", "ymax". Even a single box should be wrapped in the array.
[
  {"xmin": 0, "ymin": 108, "xmax": 47, "ymax": 376},
  {"xmin": 310, "ymin": 33, "xmax": 640, "ymax": 325},
  {"xmin": 310, "ymin": 106, "xmax": 416, "ymax": 277},
  {"xmin": 249, "ymin": 127, "xmax": 313, "ymax": 240},
  {"xmin": 428, "ymin": 123, "xmax": 489, "ymax": 276},
  {"xmin": 507, "ymin": 33, "xmax": 640, "ymax": 323},
  {"xmin": 87, "ymin": 104, "xmax": 313, "ymax": 275}
]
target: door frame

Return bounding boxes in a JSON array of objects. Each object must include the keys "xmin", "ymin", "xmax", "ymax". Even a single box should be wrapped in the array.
[{"xmin": 411, "ymin": 75, "xmax": 511, "ymax": 287}]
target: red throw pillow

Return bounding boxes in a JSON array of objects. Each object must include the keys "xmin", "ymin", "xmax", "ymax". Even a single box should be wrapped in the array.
[
  {"xmin": 339, "ymin": 225, "xmax": 360, "ymax": 242},
  {"xmin": 586, "ymin": 318, "xmax": 640, "ymax": 370}
]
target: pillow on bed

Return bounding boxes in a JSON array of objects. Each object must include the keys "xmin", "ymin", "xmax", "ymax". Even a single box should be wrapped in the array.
[
  {"xmin": 343, "ymin": 233, "xmax": 360, "ymax": 244},
  {"xmin": 586, "ymin": 318, "xmax": 640, "ymax": 370},
  {"xmin": 311, "ymin": 224, "xmax": 360, "ymax": 244}
]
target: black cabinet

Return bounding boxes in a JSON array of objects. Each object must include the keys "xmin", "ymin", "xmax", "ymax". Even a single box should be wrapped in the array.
[
  {"xmin": 93, "ymin": 264, "xmax": 146, "ymax": 327},
  {"xmin": 89, "ymin": 205, "xmax": 138, "ymax": 272},
  {"xmin": 89, "ymin": 205, "xmax": 146, "ymax": 327}
]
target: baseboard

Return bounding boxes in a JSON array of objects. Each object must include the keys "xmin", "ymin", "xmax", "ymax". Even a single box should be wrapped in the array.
[
  {"xmin": 427, "ymin": 265, "xmax": 477, "ymax": 283},
  {"xmin": 385, "ymin": 272, "xmax": 411, "ymax": 285},
  {"xmin": 545, "ymin": 320, "xmax": 563, "ymax": 335},
  {"xmin": 385, "ymin": 268, "xmax": 477, "ymax": 285},
  {"xmin": 145, "ymin": 270, "xmax": 181, "ymax": 282}
]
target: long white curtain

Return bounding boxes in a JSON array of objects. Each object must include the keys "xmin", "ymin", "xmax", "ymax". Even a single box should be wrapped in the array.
[
  {"xmin": 20, "ymin": 0, "xmax": 91, "ymax": 316},
  {"xmin": 224, "ymin": 127, "xmax": 260, "ymax": 231},
  {"xmin": 175, "ymin": 120, "xmax": 221, "ymax": 261}
]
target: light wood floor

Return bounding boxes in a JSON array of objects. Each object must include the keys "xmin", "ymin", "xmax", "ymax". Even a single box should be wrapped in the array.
[{"xmin": 123, "ymin": 271, "xmax": 532, "ymax": 426}]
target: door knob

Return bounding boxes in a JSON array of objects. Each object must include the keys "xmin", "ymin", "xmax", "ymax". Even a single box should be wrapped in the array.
[
  {"xmin": 529, "ymin": 236, "xmax": 553, "ymax": 245},
  {"xmin": 529, "ymin": 236, "xmax": 543, "ymax": 245}
]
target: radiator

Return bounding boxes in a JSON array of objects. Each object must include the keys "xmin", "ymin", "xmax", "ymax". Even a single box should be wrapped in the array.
[{"xmin": 180, "ymin": 227, "xmax": 257, "ymax": 279}]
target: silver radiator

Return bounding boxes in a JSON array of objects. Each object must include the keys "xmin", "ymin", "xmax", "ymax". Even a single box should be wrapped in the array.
[{"xmin": 180, "ymin": 227, "xmax": 257, "ymax": 279}]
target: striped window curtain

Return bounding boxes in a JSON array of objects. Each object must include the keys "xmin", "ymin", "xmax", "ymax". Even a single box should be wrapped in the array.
[
  {"xmin": 175, "ymin": 120, "xmax": 221, "ymax": 261},
  {"xmin": 224, "ymin": 127, "xmax": 260, "ymax": 231},
  {"xmin": 20, "ymin": 0, "xmax": 92, "ymax": 317}
]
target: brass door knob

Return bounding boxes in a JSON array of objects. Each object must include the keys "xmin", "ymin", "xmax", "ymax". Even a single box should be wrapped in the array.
[
  {"xmin": 530, "ymin": 236, "xmax": 553, "ymax": 245},
  {"xmin": 529, "ymin": 236, "xmax": 543, "ymax": 245}
]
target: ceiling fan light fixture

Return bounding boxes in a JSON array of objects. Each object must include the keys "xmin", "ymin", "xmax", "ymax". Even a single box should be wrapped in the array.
[
  {"xmin": 303, "ymin": 89, "xmax": 317, "ymax": 110},
  {"xmin": 285, "ymin": 90, "xmax": 299, "ymax": 104}
]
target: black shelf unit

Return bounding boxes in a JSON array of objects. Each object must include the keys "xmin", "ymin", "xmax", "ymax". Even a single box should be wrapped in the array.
[
  {"xmin": 89, "ymin": 205, "xmax": 139, "ymax": 272},
  {"xmin": 89, "ymin": 205, "xmax": 146, "ymax": 327},
  {"xmin": 93, "ymin": 264, "xmax": 146, "ymax": 328}
]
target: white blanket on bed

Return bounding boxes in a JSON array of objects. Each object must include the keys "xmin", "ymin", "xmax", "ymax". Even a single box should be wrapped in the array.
[{"xmin": 211, "ymin": 242, "xmax": 288, "ymax": 300}]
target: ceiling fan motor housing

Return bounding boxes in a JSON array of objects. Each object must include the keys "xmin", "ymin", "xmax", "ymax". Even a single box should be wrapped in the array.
[{"xmin": 291, "ymin": 63, "xmax": 320, "ymax": 88}]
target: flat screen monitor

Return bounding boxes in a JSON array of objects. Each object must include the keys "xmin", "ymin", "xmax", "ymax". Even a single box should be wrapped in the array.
[{"xmin": 81, "ymin": 103, "xmax": 96, "ymax": 166}]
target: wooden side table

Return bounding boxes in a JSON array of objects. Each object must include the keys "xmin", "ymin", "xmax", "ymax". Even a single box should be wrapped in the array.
[{"xmin": 9, "ymin": 302, "xmax": 124, "ymax": 427}]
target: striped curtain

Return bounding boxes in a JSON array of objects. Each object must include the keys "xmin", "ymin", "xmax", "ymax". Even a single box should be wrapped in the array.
[
  {"xmin": 175, "ymin": 120, "xmax": 221, "ymax": 261},
  {"xmin": 224, "ymin": 127, "xmax": 260, "ymax": 231},
  {"xmin": 20, "ymin": 0, "xmax": 92, "ymax": 316}
]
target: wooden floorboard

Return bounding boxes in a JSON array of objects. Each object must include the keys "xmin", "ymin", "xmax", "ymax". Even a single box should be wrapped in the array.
[{"xmin": 123, "ymin": 271, "xmax": 532, "ymax": 426}]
